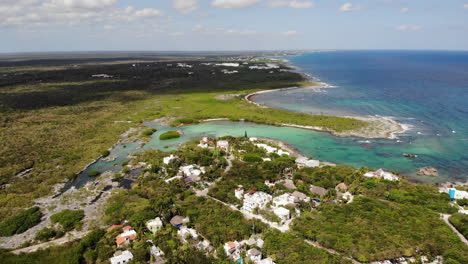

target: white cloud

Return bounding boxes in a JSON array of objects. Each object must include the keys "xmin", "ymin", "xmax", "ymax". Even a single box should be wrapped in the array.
[
  {"xmin": 267, "ymin": 1, "xmax": 314, "ymax": 8},
  {"xmin": 135, "ymin": 8, "xmax": 163, "ymax": 18},
  {"xmin": 212, "ymin": 0, "xmax": 262, "ymax": 8},
  {"xmin": 281, "ymin": 30, "xmax": 298, "ymax": 36},
  {"xmin": 464, "ymin": 4, "xmax": 468, "ymax": 9},
  {"xmin": 400, "ymin": 7, "xmax": 410, "ymax": 13},
  {"xmin": 396, "ymin": 25, "xmax": 422, "ymax": 31},
  {"xmin": 339, "ymin": 3, "xmax": 362, "ymax": 12},
  {"xmin": 49, "ymin": 0, "xmax": 117, "ymax": 9},
  {"xmin": 225, "ymin": 29, "xmax": 257, "ymax": 35},
  {"xmin": 173, "ymin": 0, "xmax": 198, "ymax": 14}
]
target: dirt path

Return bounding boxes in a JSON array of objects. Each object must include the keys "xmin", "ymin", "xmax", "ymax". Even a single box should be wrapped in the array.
[
  {"xmin": 304, "ymin": 240, "xmax": 362, "ymax": 264},
  {"xmin": 441, "ymin": 214, "xmax": 468, "ymax": 245},
  {"xmin": 11, "ymin": 230, "xmax": 90, "ymax": 254}
]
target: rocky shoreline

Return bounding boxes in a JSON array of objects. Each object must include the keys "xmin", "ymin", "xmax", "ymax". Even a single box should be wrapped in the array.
[{"xmin": 245, "ymin": 88, "xmax": 409, "ymax": 139}]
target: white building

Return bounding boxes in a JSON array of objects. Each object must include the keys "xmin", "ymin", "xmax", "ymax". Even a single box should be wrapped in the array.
[
  {"xmin": 448, "ymin": 188, "xmax": 468, "ymax": 199},
  {"xmin": 179, "ymin": 165, "xmax": 204, "ymax": 179},
  {"xmin": 224, "ymin": 241, "xmax": 242, "ymax": 260},
  {"xmin": 259, "ymin": 258, "xmax": 276, "ymax": 264},
  {"xmin": 295, "ymin": 157, "xmax": 320, "ymax": 168},
  {"xmin": 255, "ymin": 143, "xmax": 289, "ymax": 156},
  {"xmin": 110, "ymin": 250, "xmax": 133, "ymax": 264},
  {"xmin": 272, "ymin": 193, "xmax": 295, "ymax": 207},
  {"xmin": 217, "ymin": 140, "xmax": 229, "ymax": 152},
  {"xmin": 242, "ymin": 191, "xmax": 272, "ymax": 213},
  {"xmin": 177, "ymin": 226, "xmax": 198, "ymax": 243},
  {"xmin": 247, "ymin": 248, "xmax": 262, "ymax": 263},
  {"xmin": 235, "ymin": 186, "xmax": 244, "ymax": 200},
  {"xmin": 273, "ymin": 207, "xmax": 290, "ymax": 224},
  {"xmin": 364, "ymin": 169, "xmax": 399, "ymax": 181},
  {"xmin": 198, "ymin": 137, "xmax": 211, "ymax": 148},
  {"xmin": 150, "ymin": 245, "xmax": 164, "ymax": 257},
  {"xmin": 146, "ymin": 217, "xmax": 163, "ymax": 234},
  {"xmin": 215, "ymin": 63, "xmax": 240, "ymax": 67},
  {"xmin": 163, "ymin": 155, "xmax": 177, "ymax": 165}
]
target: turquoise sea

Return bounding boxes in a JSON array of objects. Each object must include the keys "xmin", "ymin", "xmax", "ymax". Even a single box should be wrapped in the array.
[{"xmin": 74, "ymin": 51, "xmax": 468, "ymax": 188}]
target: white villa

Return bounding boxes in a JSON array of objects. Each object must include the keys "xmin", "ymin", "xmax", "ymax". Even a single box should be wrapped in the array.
[
  {"xmin": 448, "ymin": 188, "xmax": 468, "ymax": 200},
  {"xmin": 235, "ymin": 186, "xmax": 244, "ymax": 200},
  {"xmin": 247, "ymin": 248, "xmax": 262, "ymax": 263},
  {"xmin": 364, "ymin": 169, "xmax": 399, "ymax": 181},
  {"xmin": 259, "ymin": 258, "xmax": 276, "ymax": 264},
  {"xmin": 146, "ymin": 217, "xmax": 163, "ymax": 234},
  {"xmin": 273, "ymin": 207, "xmax": 290, "ymax": 224},
  {"xmin": 215, "ymin": 63, "xmax": 240, "ymax": 67},
  {"xmin": 179, "ymin": 165, "xmax": 204, "ymax": 179},
  {"xmin": 242, "ymin": 191, "xmax": 272, "ymax": 213},
  {"xmin": 272, "ymin": 193, "xmax": 295, "ymax": 207},
  {"xmin": 295, "ymin": 157, "xmax": 320, "ymax": 168},
  {"xmin": 224, "ymin": 241, "xmax": 242, "ymax": 261},
  {"xmin": 163, "ymin": 155, "xmax": 177, "ymax": 165},
  {"xmin": 255, "ymin": 143, "xmax": 290, "ymax": 156},
  {"xmin": 217, "ymin": 140, "xmax": 229, "ymax": 152},
  {"xmin": 177, "ymin": 226, "xmax": 198, "ymax": 243},
  {"xmin": 110, "ymin": 250, "xmax": 133, "ymax": 264}
]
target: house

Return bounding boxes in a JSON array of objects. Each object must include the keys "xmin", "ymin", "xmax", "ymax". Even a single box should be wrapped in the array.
[
  {"xmin": 247, "ymin": 248, "xmax": 262, "ymax": 263},
  {"xmin": 198, "ymin": 137, "xmax": 212, "ymax": 148},
  {"xmin": 217, "ymin": 140, "xmax": 229, "ymax": 152},
  {"xmin": 242, "ymin": 191, "xmax": 272, "ymax": 213},
  {"xmin": 170, "ymin": 215, "xmax": 189, "ymax": 228},
  {"xmin": 283, "ymin": 179, "xmax": 297, "ymax": 190},
  {"xmin": 335, "ymin": 183, "xmax": 349, "ymax": 192},
  {"xmin": 291, "ymin": 191, "xmax": 310, "ymax": 203},
  {"xmin": 110, "ymin": 250, "xmax": 133, "ymax": 264},
  {"xmin": 448, "ymin": 188, "xmax": 468, "ymax": 200},
  {"xmin": 163, "ymin": 155, "xmax": 177, "ymax": 165},
  {"xmin": 146, "ymin": 217, "xmax": 163, "ymax": 234},
  {"xmin": 177, "ymin": 226, "xmax": 198, "ymax": 243},
  {"xmin": 272, "ymin": 193, "xmax": 295, "ymax": 207},
  {"xmin": 196, "ymin": 239, "xmax": 212, "ymax": 251},
  {"xmin": 179, "ymin": 165, "xmax": 204, "ymax": 179},
  {"xmin": 309, "ymin": 185, "xmax": 328, "ymax": 197},
  {"xmin": 364, "ymin": 169, "xmax": 399, "ymax": 181},
  {"xmin": 235, "ymin": 186, "xmax": 244, "ymax": 200},
  {"xmin": 150, "ymin": 246, "xmax": 166, "ymax": 264},
  {"xmin": 255, "ymin": 143, "xmax": 289, "ymax": 156},
  {"xmin": 295, "ymin": 157, "xmax": 320, "ymax": 168},
  {"xmin": 273, "ymin": 207, "xmax": 290, "ymax": 224},
  {"xmin": 259, "ymin": 258, "xmax": 276, "ymax": 264},
  {"xmin": 115, "ymin": 226, "xmax": 137, "ymax": 247},
  {"xmin": 224, "ymin": 241, "xmax": 242, "ymax": 261}
]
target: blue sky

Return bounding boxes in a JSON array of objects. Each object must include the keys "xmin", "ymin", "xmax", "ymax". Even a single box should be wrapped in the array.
[{"xmin": 1, "ymin": 0, "xmax": 467, "ymax": 52}]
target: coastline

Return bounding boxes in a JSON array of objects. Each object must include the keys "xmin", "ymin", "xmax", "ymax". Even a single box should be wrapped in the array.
[{"xmin": 245, "ymin": 88, "xmax": 409, "ymax": 139}]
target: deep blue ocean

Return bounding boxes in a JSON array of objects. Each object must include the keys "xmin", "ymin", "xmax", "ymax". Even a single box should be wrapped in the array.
[{"xmin": 253, "ymin": 50, "xmax": 468, "ymax": 182}]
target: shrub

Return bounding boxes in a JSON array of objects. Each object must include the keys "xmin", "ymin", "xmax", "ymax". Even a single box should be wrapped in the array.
[
  {"xmin": 0, "ymin": 207, "xmax": 42, "ymax": 236},
  {"xmin": 159, "ymin": 131, "xmax": 180, "ymax": 140},
  {"xmin": 176, "ymin": 118, "xmax": 198, "ymax": 124},
  {"xmin": 456, "ymin": 198, "xmax": 468, "ymax": 206},
  {"xmin": 101, "ymin": 150, "xmax": 110, "ymax": 157},
  {"xmin": 243, "ymin": 153, "xmax": 263, "ymax": 163},
  {"xmin": 142, "ymin": 128, "xmax": 157, "ymax": 136},
  {"xmin": 50, "ymin": 210, "xmax": 85, "ymax": 231},
  {"xmin": 87, "ymin": 170, "xmax": 100, "ymax": 177},
  {"xmin": 35, "ymin": 227, "xmax": 62, "ymax": 242}
]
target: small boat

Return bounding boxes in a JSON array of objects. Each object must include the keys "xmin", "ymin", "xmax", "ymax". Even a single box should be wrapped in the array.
[{"xmin": 403, "ymin": 153, "xmax": 418, "ymax": 158}]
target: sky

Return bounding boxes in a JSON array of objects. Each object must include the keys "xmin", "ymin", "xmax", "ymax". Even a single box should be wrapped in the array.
[{"xmin": 0, "ymin": 0, "xmax": 467, "ymax": 53}]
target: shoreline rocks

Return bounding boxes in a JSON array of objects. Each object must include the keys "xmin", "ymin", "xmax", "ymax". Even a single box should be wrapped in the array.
[{"xmin": 417, "ymin": 166, "xmax": 438, "ymax": 177}]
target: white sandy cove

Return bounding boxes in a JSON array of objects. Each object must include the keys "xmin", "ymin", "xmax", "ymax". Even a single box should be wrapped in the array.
[{"xmin": 244, "ymin": 86, "xmax": 410, "ymax": 139}]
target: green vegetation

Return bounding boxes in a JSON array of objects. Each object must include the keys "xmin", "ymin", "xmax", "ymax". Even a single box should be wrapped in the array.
[
  {"xmin": 159, "ymin": 130, "xmax": 181, "ymax": 140},
  {"xmin": 101, "ymin": 150, "xmax": 110, "ymax": 157},
  {"xmin": 50, "ymin": 209, "xmax": 85, "ymax": 231},
  {"xmin": 142, "ymin": 128, "xmax": 157, "ymax": 136},
  {"xmin": 292, "ymin": 197, "xmax": 468, "ymax": 263},
  {"xmin": 456, "ymin": 198, "xmax": 468, "ymax": 206},
  {"xmin": 87, "ymin": 170, "xmax": 100, "ymax": 177},
  {"xmin": 34, "ymin": 227, "xmax": 64, "ymax": 242},
  {"xmin": 449, "ymin": 213, "xmax": 468, "ymax": 238},
  {"xmin": 0, "ymin": 207, "xmax": 42, "ymax": 236},
  {"xmin": 263, "ymin": 230, "xmax": 350, "ymax": 264}
]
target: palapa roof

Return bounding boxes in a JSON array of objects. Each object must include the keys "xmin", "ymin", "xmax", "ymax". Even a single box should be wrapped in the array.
[
  {"xmin": 248, "ymin": 248, "xmax": 261, "ymax": 256},
  {"xmin": 170, "ymin": 215, "xmax": 185, "ymax": 226},
  {"xmin": 335, "ymin": 183, "xmax": 349, "ymax": 191},
  {"xmin": 309, "ymin": 185, "xmax": 328, "ymax": 196}
]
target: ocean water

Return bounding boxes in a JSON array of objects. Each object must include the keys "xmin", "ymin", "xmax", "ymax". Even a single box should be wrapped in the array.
[
  {"xmin": 74, "ymin": 51, "xmax": 468, "ymax": 187},
  {"xmin": 252, "ymin": 50, "xmax": 468, "ymax": 182}
]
